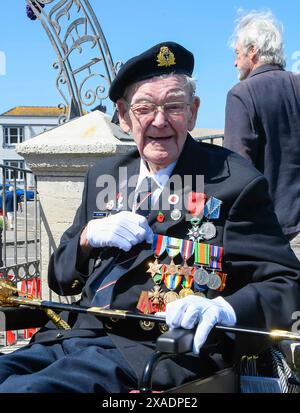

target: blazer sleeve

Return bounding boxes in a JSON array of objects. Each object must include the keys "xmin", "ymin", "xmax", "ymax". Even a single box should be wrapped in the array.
[
  {"xmin": 224, "ymin": 89, "xmax": 259, "ymax": 165},
  {"xmin": 48, "ymin": 169, "xmax": 90, "ymax": 296},
  {"xmin": 223, "ymin": 175, "xmax": 300, "ymax": 332}
]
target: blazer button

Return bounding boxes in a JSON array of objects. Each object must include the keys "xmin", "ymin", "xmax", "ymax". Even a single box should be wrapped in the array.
[
  {"xmin": 56, "ymin": 333, "xmax": 63, "ymax": 338},
  {"xmin": 71, "ymin": 280, "xmax": 80, "ymax": 288}
]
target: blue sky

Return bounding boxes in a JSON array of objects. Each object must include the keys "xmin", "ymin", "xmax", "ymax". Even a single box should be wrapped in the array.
[{"xmin": 0, "ymin": 0, "xmax": 299, "ymax": 129}]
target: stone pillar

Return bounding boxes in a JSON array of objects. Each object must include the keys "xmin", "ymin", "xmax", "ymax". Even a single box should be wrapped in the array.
[{"xmin": 17, "ymin": 111, "xmax": 135, "ymax": 301}]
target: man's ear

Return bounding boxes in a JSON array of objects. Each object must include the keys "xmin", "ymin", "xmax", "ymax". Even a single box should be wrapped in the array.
[
  {"xmin": 248, "ymin": 44, "xmax": 258, "ymax": 62},
  {"xmin": 188, "ymin": 96, "xmax": 200, "ymax": 131},
  {"xmin": 116, "ymin": 100, "xmax": 132, "ymax": 133}
]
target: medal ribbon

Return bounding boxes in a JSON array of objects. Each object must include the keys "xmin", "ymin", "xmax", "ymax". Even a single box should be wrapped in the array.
[
  {"xmin": 152, "ymin": 234, "xmax": 167, "ymax": 257},
  {"xmin": 166, "ymin": 237, "xmax": 182, "ymax": 258},
  {"xmin": 209, "ymin": 245, "xmax": 223, "ymax": 270},
  {"xmin": 194, "ymin": 242, "xmax": 210, "ymax": 265},
  {"xmin": 165, "ymin": 274, "xmax": 182, "ymax": 290},
  {"xmin": 204, "ymin": 197, "xmax": 222, "ymax": 220},
  {"xmin": 180, "ymin": 239, "xmax": 195, "ymax": 261},
  {"xmin": 182, "ymin": 275, "xmax": 193, "ymax": 288}
]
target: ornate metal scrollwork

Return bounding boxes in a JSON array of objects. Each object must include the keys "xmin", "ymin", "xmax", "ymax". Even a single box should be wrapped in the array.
[{"xmin": 26, "ymin": 0, "xmax": 118, "ymax": 123}]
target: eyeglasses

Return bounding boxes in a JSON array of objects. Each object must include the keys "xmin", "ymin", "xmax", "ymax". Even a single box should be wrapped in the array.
[{"xmin": 128, "ymin": 101, "xmax": 190, "ymax": 118}]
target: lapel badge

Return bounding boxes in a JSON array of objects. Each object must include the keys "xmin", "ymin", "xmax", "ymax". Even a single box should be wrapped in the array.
[
  {"xmin": 168, "ymin": 194, "xmax": 179, "ymax": 205},
  {"xmin": 171, "ymin": 209, "xmax": 182, "ymax": 221},
  {"xmin": 106, "ymin": 200, "xmax": 115, "ymax": 211},
  {"xmin": 156, "ymin": 211, "xmax": 165, "ymax": 223},
  {"xmin": 156, "ymin": 46, "xmax": 176, "ymax": 67},
  {"xmin": 93, "ymin": 211, "xmax": 108, "ymax": 219}
]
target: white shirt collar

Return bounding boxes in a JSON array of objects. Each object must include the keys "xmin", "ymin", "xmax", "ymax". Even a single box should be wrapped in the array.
[{"xmin": 136, "ymin": 159, "xmax": 177, "ymax": 192}]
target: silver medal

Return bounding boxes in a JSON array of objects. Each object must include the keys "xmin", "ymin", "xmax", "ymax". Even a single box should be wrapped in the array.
[
  {"xmin": 193, "ymin": 267, "xmax": 209, "ymax": 285},
  {"xmin": 171, "ymin": 209, "xmax": 182, "ymax": 221},
  {"xmin": 199, "ymin": 222, "xmax": 217, "ymax": 240},
  {"xmin": 207, "ymin": 272, "xmax": 222, "ymax": 290}
]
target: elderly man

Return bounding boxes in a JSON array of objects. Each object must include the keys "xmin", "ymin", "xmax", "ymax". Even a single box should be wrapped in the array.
[
  {"xmin": 224, "ymin": 11, "xmax": 300, "ymax": 260},
  {"xmin": 0, "ymin": 41, "xmax": 299, "ymax": 393}
]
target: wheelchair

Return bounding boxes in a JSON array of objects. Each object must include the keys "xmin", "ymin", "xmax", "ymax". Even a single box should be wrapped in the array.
[{"xmin": 0, "ymin": 305, "xmax": 299, "ymax": 393}]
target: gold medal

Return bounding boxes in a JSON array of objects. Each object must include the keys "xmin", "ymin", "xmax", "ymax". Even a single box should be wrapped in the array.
[
  {"xmin": 163, "ymin": 290, "xmax": 179, "ymax": 304},
  {"xmin": 194, "ymin": 291, "xmax": 206, "ymax": 297},
  {"xmin": 179, "ymin": 287, "xmax": 194, "ymax": 298}
]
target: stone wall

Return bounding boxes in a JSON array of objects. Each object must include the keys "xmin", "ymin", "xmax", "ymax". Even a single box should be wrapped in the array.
[{"xmin": 17, "ymin": 110, "xmax": 135, "ymax": 301}]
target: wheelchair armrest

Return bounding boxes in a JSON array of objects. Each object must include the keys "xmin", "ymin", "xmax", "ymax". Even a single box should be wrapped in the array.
[
  {"xmin": 278, "ymin": 339, "xmax": 300, "ymax": 371},
  {"xmin": 0, "ymin": 306, "xmax": 48, "ymax": 331},
  {"xmin": 156, "ymin": 328, "xmax": 194, "ymax": 354}
]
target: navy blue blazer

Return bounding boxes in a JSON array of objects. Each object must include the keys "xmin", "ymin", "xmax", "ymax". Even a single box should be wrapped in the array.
[
  {"xmin": 28, "ymin": 136, "xmax": 300, "ymax": 389},
  {"xmin": 224, "ymin": 64, "xmax": 300, "ymax": 236}
]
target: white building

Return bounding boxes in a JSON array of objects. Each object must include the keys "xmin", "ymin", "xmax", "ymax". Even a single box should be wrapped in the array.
[{"xmin": 0, "ymin": 106, "xmax": 63, "ymax": 185}]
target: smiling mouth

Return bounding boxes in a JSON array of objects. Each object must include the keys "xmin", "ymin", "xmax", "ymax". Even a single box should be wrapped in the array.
[{"xmin": 147, "ymin": 136, "xmax": 173, "ymax": 141}]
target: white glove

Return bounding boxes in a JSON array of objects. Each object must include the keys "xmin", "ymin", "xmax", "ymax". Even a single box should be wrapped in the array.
[
  {"xmin": 86, "ymin": 211, "xmax": 153, "ymax": 251},
  {"xmin": 158, "ymin": 295, "xmax": 236, "ymax": 354}
]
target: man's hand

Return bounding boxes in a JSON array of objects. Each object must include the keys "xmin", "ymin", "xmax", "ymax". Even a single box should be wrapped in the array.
[
  {"xmin": 158, "ymin": 295, "xmax": 236, "ymax": 354},
  {"xmin": 86, "ymin": 211, "xmax": 153, "ymax": 251}
]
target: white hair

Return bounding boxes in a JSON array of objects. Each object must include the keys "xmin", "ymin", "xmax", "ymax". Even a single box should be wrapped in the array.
[
  {"xmin": 8, "ymin": 186, "xmax": 14, "ymax": 192},
  {"xmin": 123, "ymin": 74, "xmax": 197, "ymax": 102},
  {"xmin": 230, "ymin": 10, "xmax": 286, "ymax": 68}
]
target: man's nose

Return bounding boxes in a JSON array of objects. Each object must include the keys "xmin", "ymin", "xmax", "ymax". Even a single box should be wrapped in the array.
[{"xmin": 151, "ymin": 109, "xmax": 168, "ymax": 128}]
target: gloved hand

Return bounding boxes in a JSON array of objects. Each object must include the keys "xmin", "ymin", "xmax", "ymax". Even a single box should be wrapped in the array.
[
  {"xmin": 86, "ymin": 211, "xmax": 153, "ymax": 251},
  {"xmin": 157, "ymin": 295, "xmax": 236, "ymax": 354}
]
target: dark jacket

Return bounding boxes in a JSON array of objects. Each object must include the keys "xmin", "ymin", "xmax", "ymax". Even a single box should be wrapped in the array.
[
  {"xmin": 224, "ymin": 64, "xmax": 300, "ymax": 236},
  {"xmin": 31, "ymin": 135, "xmax": 300, "ymax": 389}
]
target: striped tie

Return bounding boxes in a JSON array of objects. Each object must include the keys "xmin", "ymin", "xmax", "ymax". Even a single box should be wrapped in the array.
[{"xmin": 135, "ymin": 176, "xmax": 156, "ymax": 218}]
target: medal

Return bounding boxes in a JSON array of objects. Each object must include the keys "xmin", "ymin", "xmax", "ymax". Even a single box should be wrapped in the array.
[
  {"xmin": 194, "ymin": 242, "xmax": 210, "ymax": 266},
  {"xmin": 179, "ymin": 287, "xmax": 194, "ymax": 298},
  {"xmin": 193, "ymin": 266, "xmax": 209, "ymax": 285},
  {"xmin": 165, "ymin": 237, "xmax": 181, "ymax": 276},
  {"xmin": 179, "ymin": 239, "xmax": 194, "ymax": 279},
  {"xmin": 204, "ymin": 197, "xmax": 222, "ymax": 220},
  {"xmin": 147, "ymin": 234, "xmax": 168, "ymax": 283},
  {"xmin": 170, "ymin": 209, "xmax": 182, "ymax": 221},
  {"xmin": 207, "ymin": 271, "xmax": 222, "ymax": 290},
  {"xmin": 148, "ymin": 285, "xmax": 165, "ymax": 305},
  {"xmin": 209, "ymin": 245, "xmax": 223, "ymax": 270},
  {"xmin": 194, "ymin": 291, "xmax": 206, "ymax": 297},
  {"xmin": 187, "ymin": 218, "xmax": 203, "ymax": 242},
  {"xmin": 163, "ymin": 290, "xmax": 180, "ymax": 304},
  {"xmin": 147, "ymin": 258, "xmax": 163, "ymax": 283},
  {"xmin": 199, "ymin": 222, "xmax": 217, "ymax": 240}
]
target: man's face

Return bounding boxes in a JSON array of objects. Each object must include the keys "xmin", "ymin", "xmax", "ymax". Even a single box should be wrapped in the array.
[
  {"xmin": 234, "ymin": 43, "xmax": 254, "ymax": 80},
  {"xmin": 117, "ymin": 75, "xmax": 199, "ymax": 172}
]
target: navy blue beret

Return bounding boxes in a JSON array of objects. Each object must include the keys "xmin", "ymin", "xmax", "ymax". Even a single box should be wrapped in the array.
[{"xmin": 109, "ymin": 41, "xmax": 194, "ymax": 102}]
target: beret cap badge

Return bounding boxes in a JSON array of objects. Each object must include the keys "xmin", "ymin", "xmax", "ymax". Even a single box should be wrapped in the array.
[{"xmin": 156, "ymin": 46, "xmax": 176, "ymax": 68}]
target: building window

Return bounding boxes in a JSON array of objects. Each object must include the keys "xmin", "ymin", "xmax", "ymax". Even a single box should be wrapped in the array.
[
  {"xmin": 3, "ymin": 160, "xmax": 24, "ymax": 182},
  {"xmin": 3, "ymin": 126, "xmax": 24, "ymax": 147}
]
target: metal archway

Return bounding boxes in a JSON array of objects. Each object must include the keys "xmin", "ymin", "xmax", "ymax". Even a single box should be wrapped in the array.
[{"xmin": 26, "ymin": 0, "xmax": 119, "ymax": 124}]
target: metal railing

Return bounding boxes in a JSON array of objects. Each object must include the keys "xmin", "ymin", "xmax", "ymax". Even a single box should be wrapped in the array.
[{"xmin": 0, "ymin": 164, "xmax": 40, "ymax": 347}]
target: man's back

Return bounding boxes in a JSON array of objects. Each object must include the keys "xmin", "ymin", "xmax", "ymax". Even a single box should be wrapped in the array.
[{"xmin": 224, "ymin": 64, "xmax": 300, "ymax": 237}]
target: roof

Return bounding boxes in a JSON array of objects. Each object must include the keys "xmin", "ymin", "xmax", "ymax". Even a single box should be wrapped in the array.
[
  {"xmin": 190, "ymin": 128, "xmax": 224, "ymax": 138},
  {"xmin": 0, "ymin": 106, "xmax": 65, "ymax": 117}
]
